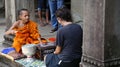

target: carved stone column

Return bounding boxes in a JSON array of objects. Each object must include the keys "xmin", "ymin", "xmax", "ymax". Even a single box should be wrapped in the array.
[
  {"xmin": 82, "ymin": 0, "xmax": 120, "ymax": 67},
  {"xmin": 5, "ymin": 0, "xmax": 13, "ymax": 30},
  {"xmin": 10, "ymin": 0, "xmax": 16, "ymax": 23},
  {"xmin": 3, "ymin": 0, "xmax": 17, "ymax": 47}
]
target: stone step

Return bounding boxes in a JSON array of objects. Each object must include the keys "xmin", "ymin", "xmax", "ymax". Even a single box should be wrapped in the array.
[
  {"xmin": 0, "ymin": 18, "xmax": 6, "ymax": 25},
  {"xmin": 2, "ymin": 40, "xmax": 13, "ymax": 47},
  {"xmin": 4, "ymin": 34, "xmax": 14, "ymax": 42}
]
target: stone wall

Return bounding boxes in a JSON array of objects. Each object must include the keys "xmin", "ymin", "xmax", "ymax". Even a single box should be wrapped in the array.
[
  {"xmin": 82, "ymin": 0, "xmax": 120, "ymax": 67},
  {"xmin": 71, "ymin": 0, "xmax": 83, "ymax": 23},
  {"xmin": 104, "ymin": 0, "xmax": 120, "ymax": 65}
]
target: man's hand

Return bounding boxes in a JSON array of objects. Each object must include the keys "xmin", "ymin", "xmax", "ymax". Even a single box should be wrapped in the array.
[{"xmin": 54, "ymin": 45, "xmax": 61, "ymax": 54}]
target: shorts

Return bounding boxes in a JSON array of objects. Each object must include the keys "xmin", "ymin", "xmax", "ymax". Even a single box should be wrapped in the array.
[{"xmin": 38, "ymin": 0, "xmax": 49, "ymax": 11}]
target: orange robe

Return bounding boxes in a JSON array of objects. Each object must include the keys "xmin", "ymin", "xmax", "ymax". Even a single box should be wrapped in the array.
[{"xmin": 12, "ymin": 20, "xmax": 40, "ymax": 52}]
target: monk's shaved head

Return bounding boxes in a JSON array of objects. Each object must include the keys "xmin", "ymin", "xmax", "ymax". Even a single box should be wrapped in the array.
[{"xmin": 18, "ymin": 9, "xmax": 29, "ymax": 16}]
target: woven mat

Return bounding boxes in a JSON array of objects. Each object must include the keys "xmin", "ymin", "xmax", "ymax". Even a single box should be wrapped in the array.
[{"xmin": 15, "ymin": 58, "xmax": 46, "ymax": 67}]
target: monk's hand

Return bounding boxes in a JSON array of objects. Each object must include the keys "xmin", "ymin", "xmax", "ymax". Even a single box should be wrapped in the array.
[
  {"xmin": 5, "ymin": 30, "xmax": 10, "ymax": 35},
  {"xmin": 11, "ymin": 30, "xmax": 18, "ymax": 34},
  {"xmin": 14, "ymin": 31, "xmax": 18, "ymax": 34},
  {"xmin": 38, "ymin": 38, "xmax": 43, "ymax": 45}
]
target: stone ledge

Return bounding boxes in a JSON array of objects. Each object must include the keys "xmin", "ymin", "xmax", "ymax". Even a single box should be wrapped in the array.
[
  {"xmin": 0, "ymin": 18, "xmax": 6, "ymax": 25},
  {"xmin": 82, "ymin": 55, "xmax": 120, "ymax": 67},
  {"xmin": 82, "ymin": 55, "xmax": 103, "ymax": 67}
]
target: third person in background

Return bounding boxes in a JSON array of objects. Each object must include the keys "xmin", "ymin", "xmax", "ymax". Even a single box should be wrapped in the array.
[
  {"xmin": 38, "ymin": 0, "xmax": 50, "ymax": 26},
  {"xmin": 48, "ymin": 0, "xmax": 64, "ymax": 33}
]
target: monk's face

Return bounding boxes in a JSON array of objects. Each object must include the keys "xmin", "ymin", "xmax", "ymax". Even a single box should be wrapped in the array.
[{"xmin": 19, "ymin": 11, "xmax": 30, "ymax": 24}]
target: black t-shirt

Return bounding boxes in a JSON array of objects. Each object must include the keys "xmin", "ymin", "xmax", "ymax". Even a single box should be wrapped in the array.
[{"xmin": 56, "ymin": 23, "xmax": 83, "ymax": 62}]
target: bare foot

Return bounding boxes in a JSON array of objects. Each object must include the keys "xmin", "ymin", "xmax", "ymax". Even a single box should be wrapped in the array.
[
  {"xmin": 40, "ymin": 23, "xmax": 45, "ymax": 27},
  {"xmin": 40, "ymin": 21, "xmax": 45, "ymax": 27},
  {"xmin": 46, "ymin": 20, "xmax": 51, "ymax": 25}
]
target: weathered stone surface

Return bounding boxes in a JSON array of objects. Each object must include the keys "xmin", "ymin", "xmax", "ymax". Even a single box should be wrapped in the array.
[
  {"xmin": 0, "ymin": 0, "xmax": 5, "ymax": 18},
  {"xmin": 82, "ymin": 0, "xmax": 120, "ymax": 67}
]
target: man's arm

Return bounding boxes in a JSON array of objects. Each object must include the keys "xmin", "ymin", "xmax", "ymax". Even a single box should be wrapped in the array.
[{"xmin": 54, "ymin": 45, "xmax": 62, "ymax": 54}]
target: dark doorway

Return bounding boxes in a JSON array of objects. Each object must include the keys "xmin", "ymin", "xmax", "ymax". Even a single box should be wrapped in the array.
[
  {"xmin": 64, "ymin": 0, "xmax": 71, "ymax": 9},
  {"xmin": 0, "ymin": 0, "xmax": 5, "ymax": 18},
  {"xmin": 34, "ymin": 0, "xmax": 71, "ymax": 10},
  {"xmin": 34, "ymin": 0, "xmax": 71, "ymax": 19}
]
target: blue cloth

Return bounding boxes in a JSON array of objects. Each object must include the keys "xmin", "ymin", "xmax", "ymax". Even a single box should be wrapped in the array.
[
  {"xmin": 1, "ymin": 47, "xmax": 15, "ymax": 54},
  {"xmin": 45, "ymin": 53, "xmax": 60, "ymax": 67},
  {"xmin": 48, "ymin": 0, "xmax": 64, "ymax": 28}
]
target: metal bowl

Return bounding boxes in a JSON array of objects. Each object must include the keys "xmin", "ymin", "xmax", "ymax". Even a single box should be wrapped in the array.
[{"xmin": 22, "ymin": 44, "xmax": 37, "ymax": 57}]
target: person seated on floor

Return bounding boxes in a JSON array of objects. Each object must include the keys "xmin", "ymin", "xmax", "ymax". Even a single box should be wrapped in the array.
[
  {"xmin": 2, "ymin": 8, "xmax": 47, "ymax": 59},
  {"xmin": 45, "ymin": 7, "xmax": 83, "ymax": 67}
]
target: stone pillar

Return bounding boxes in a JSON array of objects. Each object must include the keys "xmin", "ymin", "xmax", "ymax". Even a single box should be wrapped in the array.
[
  {"xmin": 5, "ymin": 0, "xmax": 16, "ymax": 29},
  {"xmin": 5, "ymin": 0, "xmax": 13, "ymax": 30},
  {"xmin": 2, "ymin": 0, "xmax": 16, "ymax": 47},
  {"xmin": 10, "ymin": 0, "xmax": 16, "ymax": 23},
  {"xmin": 82, "ymin": 0, "xmax": 120, "ymax": 67}
]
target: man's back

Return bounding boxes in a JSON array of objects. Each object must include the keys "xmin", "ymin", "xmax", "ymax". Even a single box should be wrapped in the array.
[{"xmin": 56, "ymin": 23, "xmax": 83, "ymax": 62}]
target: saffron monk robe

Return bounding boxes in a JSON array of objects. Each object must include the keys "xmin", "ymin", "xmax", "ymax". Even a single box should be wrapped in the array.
[{"xmin": 2, "ymin": 9, "xmax": 47, "ymax": 59}]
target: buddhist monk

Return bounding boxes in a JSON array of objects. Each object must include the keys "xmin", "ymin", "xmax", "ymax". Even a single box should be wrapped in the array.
[{"xmin": 5, "ymin": 9, "xmax": 43, "ymax": 53}]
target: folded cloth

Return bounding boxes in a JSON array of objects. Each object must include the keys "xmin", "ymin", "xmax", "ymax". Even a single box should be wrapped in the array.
[
  {"xmin": 1, "ymin": 47, "xmax": 15, "ymax": 54},
  {"xmin": 45, "ymin": 53, "xmax": 60, "ymax": 67},
  {"xmin": 8, "ymin": 51, "xmax": 25, "ymax": 60}
]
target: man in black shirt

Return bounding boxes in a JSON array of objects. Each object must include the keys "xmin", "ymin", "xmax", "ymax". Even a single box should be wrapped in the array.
[{"xmin": 45, "ymin": 7, "xmax": 83, "ymax": 67}]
